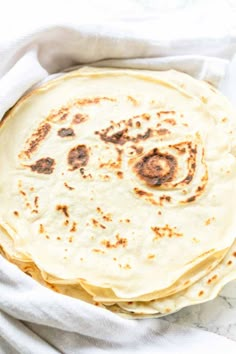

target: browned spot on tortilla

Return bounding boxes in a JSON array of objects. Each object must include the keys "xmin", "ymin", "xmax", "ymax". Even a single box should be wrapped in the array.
[
  {"xmin": 20, "ymin": 122, "xmax": 51, "ymax": 159},
  {"xmin": 31, "ymin": 209, "xmax": 38, "ymax": 214},
  {"xmin": 116, "ymin": 171, "xmax": 123, "ymax": 179},
  {"xmin": 127, "ymin": 96, "xmax": 139, "ymax": 105},
  {"xmin": 101, "ymin": 234, "xmax": 127, "ymax": 249},
  {"xmin": 39, "ymin": 224, "xmax": 44, "ymax": 234},
  {"xmin": 157, "ymin": 128, "xmax": 170, "ymax": 136},
  {"xmin": 156, "ymin": 111, "xmax": 176, "ymax": 117},
  {"xmin": 163, "ymin": 118, "xmax": 176, "ymax": 126},
  {"xmin": 72, "ymin": 113, "xmax": 88, "ymax": 125},
  {"xmin": 57, "ymin": 236, "xmax": 61, "ymax": 240},
  {"xmin": 102, "ymin": 213, "xmax": 112, "ymax": 222},
  {"xmin": 233, "ymin": 252, "xmax": 236, "ymax": 257},
  {"xmin": 151, "ymin": 225, "xmax": 183, "ymax": 240},
  {"xmin": 133, "ymin": 148, "xmax": 177, "ymax": 187},
  {"xmin": 133, "ymin": 188, "xmax": 153, "ymax": 197},
  {"xmin": 20, "ymin": 190, "xmax": 26, "ymax": 196},
  {"xmin": 158, "ymin": 211, "xmax": 162, "ymax": 215},
  {"xmin": 92, "ymin": 249, "xmax": 105, "ymax": 254},
  {"xmin": 56, "ymin": 205, "xmax": 69, "ymax": 218},
  {"xmin": 136, "ymin": 121, "xmax": 141, "ymax": 128},
  {"xmin": 58, "ymin": 127, "xmax": 75, "ymax": 137},
  {"xmin": 91, "ymin": 219, "xmax": 106, "ymax": 229},
  {"xmin": 70, "ymin": 222, "xmax": 77, "ymax": 232},
  {"xmin": 30, "ymin": 157, "xmax": 55, "ymax": 174},
  {"xmin": 45, "ymin": 235, "xmax": 50, "ymax": 239},
  {"xmin": 34, "ymin": 196, "xmax": 39, "ymax": 208},
  {"xmin": 47, "ymin": 107, "xmax": 69, "ymax": 123},
  {"xmin": 198, "ymin": 290, "xmax": 204, "ymax": 296},
  {"xmin": 64, "ymin": 219, "xmax": 69, "ymax": 226},
  {"xmin": 64, "ymin": 182, "xmax": 75, "ymax": 190},
  {"xmin": 13, "ymin": 211, "xmax": 19, "ymax": 217},
  {"xmin": 147, "ymin": 254, "xmax": 155, "ymax": 260},
  {"xmin": 68, "ymin": 145, "xmax": 89, "ymax": 171},
  {"xmin": 76, "ymin": 97, "xmax": 116, "ymax": 106},
  {"xmin": 227, "ymin": 260, "xmax": 233, "ymax": 266}
]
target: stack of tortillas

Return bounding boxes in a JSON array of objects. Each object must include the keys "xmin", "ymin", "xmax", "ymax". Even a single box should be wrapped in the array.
[{"xmin": 0, "ymin": 66, "xmax": 236, "ymax": 318}]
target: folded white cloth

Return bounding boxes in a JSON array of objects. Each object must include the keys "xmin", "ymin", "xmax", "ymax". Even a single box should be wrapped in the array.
[{"xmin": 1, "ymin": 4, "xmax": 236, "ymax": 353}]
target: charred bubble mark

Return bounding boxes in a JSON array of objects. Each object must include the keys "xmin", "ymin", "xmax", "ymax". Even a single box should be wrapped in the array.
[
  {"xmin": 96, "ymin": 128, "xmax": 152, "ymax": 145},
  {"xmin": 134, "ymin": 148, "xmax": 177, "ymax": 187},
  {"xmin": 56, "ymin": 205, "xmax": 69, "ymax": 218},
  {"xmin": 68, "ymin": 145, "xmax": 89, "ymax": 171},
  {"xmin": 30, "ymin": 157, "xmax": 55, "ymax": 174},
  {"xmin": 20, "ymin": 122, "xmax": 51, "ymax": 158},
  {"xmin": 58, "ymin": 127, "xmax": 75, "ymax": 137},
  {"xmin": 72, "ymin": 113, "xmax": 88, "ymax": 125}
]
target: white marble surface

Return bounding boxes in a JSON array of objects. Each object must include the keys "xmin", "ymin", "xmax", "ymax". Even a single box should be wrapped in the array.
[{"xmin": 164, "ymin": 281, "xmax": 236, "ymax": 341}]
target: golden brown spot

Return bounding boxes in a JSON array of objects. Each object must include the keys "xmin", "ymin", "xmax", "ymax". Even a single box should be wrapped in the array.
[
  {"xmin": 13, "ymin": 211, "xmax": 19, "ymax": 217},
  {"xmin": 68, "ymin": 237, "xmax": 73, "ymax": 243},
  {"xmin": 101, "ymin": 234, "xmax": 127, "ymax": 249},
  {"xmin": 102, "ymin": 214, "xmax": 112, "ymax": 222},
  {"xmin": 136, "ymin": 121, "xmax": 141, "ymax": 128},
  {"xmin": 147, "ymin": 254, "xmax": 155, "ymax": 260},
  {"xmin": 45, "ymin": 235, "xmax": 50, "ymax": 239},
  {"xmin": 30, "ymin": 157, "xmax": 55, "ymax": 174},
  {"xmin": 47, "ymin": 107, "xmax": 69, "ymax": 123},
  {"xmin": 72, "ymin": 113, "xmax": 88, "ymax": 125},
  {"xmin": 20, "ymin": 190, "xmax": 26, "ymax": 196},
  {"xmin": 157, "ymin": 128, "xmax": 170, "ymax": 136},
  {"xmin": 113, "ymin": 257, "xmax": 117, "ymax": 261},
  {"xmin": 212, "ymin": 275, "xmax": 218, "ymax": 280},
  {"xmin": 34, "ymin": 196, "xmax": 39, "ymax": 208},
  {"xmin": 58, "ymin": 127, "xmax": 75, "ymax": 137},
  {"xmin": 92, "ymin": 249, "xmax": 105, "ymax": 254},
  {"xmin": 127, "ymin": 96, "xmax": 139, "ymax": 105},
  {"xmin": 198, "ymin": 290, "xmax": 204, "ymax": 296},
  {"xmin": 30, "ymin": 187, "xmax": 34, "ymax": 192},
  {"xmin": 56, "ymin": 205, "xmax": 69, "ymax": 218},
  {"xmin": 127, "ymin": 301, "xmax": 133, "ymax": 305},
  {"xmin": 64, "ymin": 182, "xmax": 75, "ymax": 191},
  {"xmin": 134, "ymin": 148, "xmax": 177, "ymax": 187},
  {"xmin": 70, "ymin": 222, "xmax": 77, "ymax": 232},
  {"xmin": 116, "ymin": 171, "xmax": 123, "ymax": 179},
  {"xmin": 130, "ymin": 145, "xmax": 143, "ymax": 155},
  {"xmin": 221, "ymin": 117, "xmax": 228, "ymax": 123},
  {"xmin": 57, "ymin": 236, "xmax": 61, "ymax": 240},
  {"xmin": 64, "ymin": 219, "xmax": 69, "ymax": 226},
  {"xmin": 96, "ymin": 207, "xmax": 102, "ymax": 214},
  {"xmin": 158, "ymin": 211, "xmax": 162, "ymax": 215},
  {"xmin": 233, "ymin": 252, "xmax": 236, "ymax": 257},
  {"xmin": 20, "ymin": 122, "xmax": 51, "ymax": 158},
  {"xmin": 76, "ymin": 97, "xmax": 116, "ymax": 106},
  {"xmin": 201, "ymin": 96, "xmax": 208, "ymax": 104},
  {"xmin": 39, "ymin": 224, "xmax": 44, "ymax": 234},
  {"xmin": 184, "ymin": 280, "xmax": 190, "ymax": 286},
  {"xmin": 31, "ymin": 209, "xmax": 38, "ymax": 214},
  {"xmin": 133, "ymin": 188, "xmax": 153, "ymax": 197},
  {"xmin": 165, "ymin": 308, "xmax": 171, "ymax": 313},
  {"xmin": 91, "ymin": 219, "xmax": 106, "ymax": 229},
  {"xmin": 227, "ymin": 260, "xmax": 233, "ymax": 266},
  {"xmin": 152, "ymin": 225, "xmax": 183, "ymax": 240},
  {"xmin": 68, "ymin": 145, "xmax": 89, "ymax": 171},
  {"xmin": 163, "ymin": 118, "xmax": 176, "ymax": 126}
]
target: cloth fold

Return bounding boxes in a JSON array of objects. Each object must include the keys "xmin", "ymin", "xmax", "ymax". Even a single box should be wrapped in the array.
[{"xmin": 0, "ymin": 11, "xmax": 236, "ymax": 354}]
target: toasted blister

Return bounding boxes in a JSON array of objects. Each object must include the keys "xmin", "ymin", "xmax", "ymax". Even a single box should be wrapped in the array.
[{"xmin": 1, "ymin": 67, "xmax": 236, "ymax": 308}]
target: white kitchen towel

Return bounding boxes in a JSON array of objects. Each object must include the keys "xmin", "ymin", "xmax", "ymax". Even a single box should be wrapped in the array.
[{"xmin": 1, "ymin": 6, "xmax": 236, "ymax": 354}]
